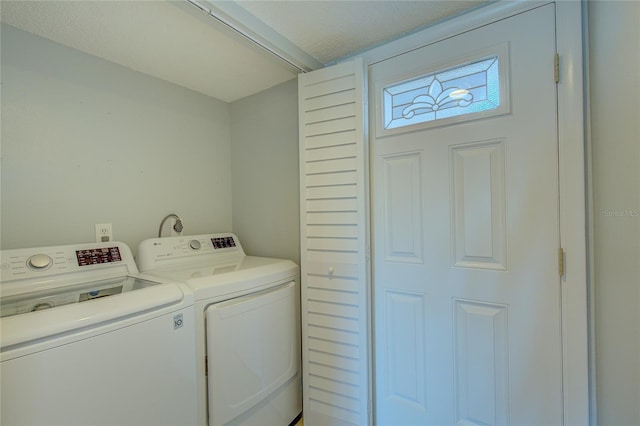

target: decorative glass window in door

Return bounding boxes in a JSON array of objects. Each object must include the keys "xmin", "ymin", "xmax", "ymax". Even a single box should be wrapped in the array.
[{"xmin": 383, "ymin": 55, "xmax": 503, "ymax": 130}]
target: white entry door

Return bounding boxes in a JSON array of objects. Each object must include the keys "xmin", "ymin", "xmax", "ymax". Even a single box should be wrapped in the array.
[{"xmin": 370, "ymin": 4, "xmax": 563, "ymax": 425}]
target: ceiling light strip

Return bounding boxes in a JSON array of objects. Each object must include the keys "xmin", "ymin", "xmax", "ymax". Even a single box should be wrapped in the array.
[{"xmin": 184, "ymin": 0, "xmax": 311, "ymax": 73}]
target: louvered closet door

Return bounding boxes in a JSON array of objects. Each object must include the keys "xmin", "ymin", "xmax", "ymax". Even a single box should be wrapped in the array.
[{"xmin": 298, "ymin": 58, "xmax": 371, "ymax": 426}]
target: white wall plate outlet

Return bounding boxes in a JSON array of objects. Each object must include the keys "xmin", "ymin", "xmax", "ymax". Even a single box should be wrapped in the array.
[{"xmin": 95, "ymin": 223, "xmax": 113, "ymax": 242}]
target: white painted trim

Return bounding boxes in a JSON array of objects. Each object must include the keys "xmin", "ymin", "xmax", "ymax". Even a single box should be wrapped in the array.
[
  {"xmin": 187, "ymin": 0, "xmax": 323, "ymax": 72},
  {"xmin": 352, "ymin": 0, "xmax": 590, "ymax": 423},
  {"xmin": 556, "ymin": 1, "xmax": 590, "ymax": 425},
  {"xmin": 581, "ymin": 2, "xmax": 597, "ymax": 423}
]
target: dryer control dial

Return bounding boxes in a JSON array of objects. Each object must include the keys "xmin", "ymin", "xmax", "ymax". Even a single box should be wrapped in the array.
[
  {"xmin": 189, "ymin": 240, "xmax": 201, "ymax": 250},
  {"xmin": 27, "ymin": 254, "xmax": 53, "ymax": 270}
]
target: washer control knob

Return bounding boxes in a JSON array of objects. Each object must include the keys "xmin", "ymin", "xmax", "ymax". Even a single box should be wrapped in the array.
[
  {"xmin": 189, "ymin": 240, "xmax": 201, "ymax": 250},
  {"xmin": 27, "ymin": 254, "xmax": 52, "ymax": 270}
]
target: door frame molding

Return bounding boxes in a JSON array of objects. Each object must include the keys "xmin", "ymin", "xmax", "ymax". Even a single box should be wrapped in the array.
[{"xmin": 351, "ymin": 1, "xmax": 589, "ymax": 424}]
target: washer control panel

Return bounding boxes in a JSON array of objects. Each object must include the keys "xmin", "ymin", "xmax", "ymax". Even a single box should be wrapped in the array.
[
  {"xmin": 76, "ymin": 247, "xmax": 122, "ymax": 266},
  {"xmin": 1, "ymin": 242, "xmax": 131, "ymax": 282},
  {"xmin": 3, "ymin": 249, "xmax": 73, "ymax": 278}
]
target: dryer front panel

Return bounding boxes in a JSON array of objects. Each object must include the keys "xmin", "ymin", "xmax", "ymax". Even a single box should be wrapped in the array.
[{"xmin": 206, "ymin": 281, "xmax": 300, "ymax": 426}]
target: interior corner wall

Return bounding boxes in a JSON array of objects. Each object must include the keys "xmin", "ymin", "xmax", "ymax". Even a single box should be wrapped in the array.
[
  {"xmin": 229, "ymin": 79, "xmax": 300, "ymax": 264},
  {"xmin": 0, "ymin": 24, "xmax": 233, "ymax": 254},
  {"xmin": 588, "ymin": 2, "xmax": 640, "ymax": 425}
]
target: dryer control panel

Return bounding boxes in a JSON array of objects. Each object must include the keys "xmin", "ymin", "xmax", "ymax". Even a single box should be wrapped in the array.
[
  {"xmin": 136, "ymin": 233, "xmax": 245, "ymax": 272},
  {"xmin": 211, "ymin": 236, "xmax": 236, "ymax": 250}
]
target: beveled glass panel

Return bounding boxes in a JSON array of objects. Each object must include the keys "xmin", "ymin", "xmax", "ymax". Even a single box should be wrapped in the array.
[{"xmin": 383, "ymin": 56, "xmax": 501, "ymax": 130}]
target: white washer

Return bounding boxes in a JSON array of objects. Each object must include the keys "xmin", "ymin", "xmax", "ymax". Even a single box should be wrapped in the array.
[
  {"xmin": 136, "ymin": 233, "xmax": 302, "ymax": 426},
  {"xmin": 0, "ymin": 241, "xmax": 198, "ymax": 426}
]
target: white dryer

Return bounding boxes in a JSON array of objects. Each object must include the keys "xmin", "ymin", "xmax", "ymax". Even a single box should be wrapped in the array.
[
  {"xmin": 136, "ymin": 233, "xmax": 302, "ymax": 426},
  {"xmin": 0, "ymin": 241, "xmax": 198, "ymax": 426}
]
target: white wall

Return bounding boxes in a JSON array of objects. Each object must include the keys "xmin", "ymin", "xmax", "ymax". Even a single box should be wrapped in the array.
[
  {"xmin": 589, "ymin": 2, "xmax": 640, "ymax": 424},
  {"xmin": 229, "ymin": 79, "xmax": 300, "ymax": 263},
  {"xmin": 1, "ymin": 24, "xmax": 232, "ymax": 254}
]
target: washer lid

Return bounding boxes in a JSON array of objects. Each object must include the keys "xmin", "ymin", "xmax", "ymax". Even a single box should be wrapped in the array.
[
  {"xmin": 0, "ymin": 278, "xmax": 185, "ymax": 350},
  {"xmin": 1, "ymin": 276, "xmax": 163, "ymax": 318}
]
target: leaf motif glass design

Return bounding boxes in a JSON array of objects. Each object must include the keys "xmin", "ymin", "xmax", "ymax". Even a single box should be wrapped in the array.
[
  {"xmin": 383, "ymin": 56, "xmax": 500, "ymax": 130},
  {"xmin": 402, "ymin": 78, "xmax": 474, "ymax": 118}
]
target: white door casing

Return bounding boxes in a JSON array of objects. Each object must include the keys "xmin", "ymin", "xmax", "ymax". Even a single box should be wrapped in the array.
[{"xmin": 371, "ymin": 4, "xmax": 564, "ymax": 425}]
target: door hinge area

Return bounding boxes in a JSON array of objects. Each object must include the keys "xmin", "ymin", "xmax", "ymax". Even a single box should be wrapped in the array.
[
  {"xmin": 558, "ymin": 247, "xmax": 565, "ymax": 277},
  {"xmin": 554, "ymin": 53, "xmax": 560, "ymax": 84}
]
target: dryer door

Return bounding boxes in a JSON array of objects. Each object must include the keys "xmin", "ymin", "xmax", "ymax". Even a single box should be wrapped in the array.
[{"xmin": 206, "ymin": 281, "xmax": 300, "ymax": 426}]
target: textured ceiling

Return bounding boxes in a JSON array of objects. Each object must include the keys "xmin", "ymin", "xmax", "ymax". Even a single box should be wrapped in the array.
[
  {"xmin": 0, "ymin": 0, "xmax": 298, "ymax": 102},
  {"xmin": 236, "ymin": 0, "xmax": 486, "ymax": 65},
  {"xmin": 1, "ymin": 0, "xmax": 487, "ymax": 102}
]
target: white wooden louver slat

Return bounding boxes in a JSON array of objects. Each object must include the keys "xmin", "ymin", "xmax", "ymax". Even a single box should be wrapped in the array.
[
  {"xmin": 299, "ymin": 58, "xmax": 370, "ymax": 426},
  {"xmin": 307, "ymin": 302, "xmax": 360, "ymax": 321},
  {"xmin": 306, "ymin": 171, "xmax": 358, "ymax": 187},
  {"xmin": 304, "ymin": 74, "xmax": 356, "ymax": 99},
  {"xmin": 305, "ymin": 103, "xmax": 356, "ymax": 124},
  {"xmin": 308, "ymin": 374, "xmax": 361, "ymax": 399},
  {"xmin": 305, "ymin": 157, "xmax": 357, "ymax": 175},
  {"xmin": 305, "ymin": 117, "xmax": 357, "ymax": 137},
  {"xmin": 306, "ymin": 185, "xmax": 358, "ymax": 200},
  {"xmin": 306, "ymin": 224, "xmax": 358, "ymax": 238},
  {"xmin": 306, "ymin": 144, "xmax": 357, "ymax": 163},
  {"xmin": 305, "ymin": 131, "xmax": 357, "ymax": 149},
  {"xmin": 306, "ymin": 198, "xmax": 358, "ymax": 212}
]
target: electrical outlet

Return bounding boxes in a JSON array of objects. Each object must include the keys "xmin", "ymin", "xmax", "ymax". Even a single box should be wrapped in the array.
[{"xmin": 95, "ymin": 223, "xmax": 113, "ymax": 243}]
